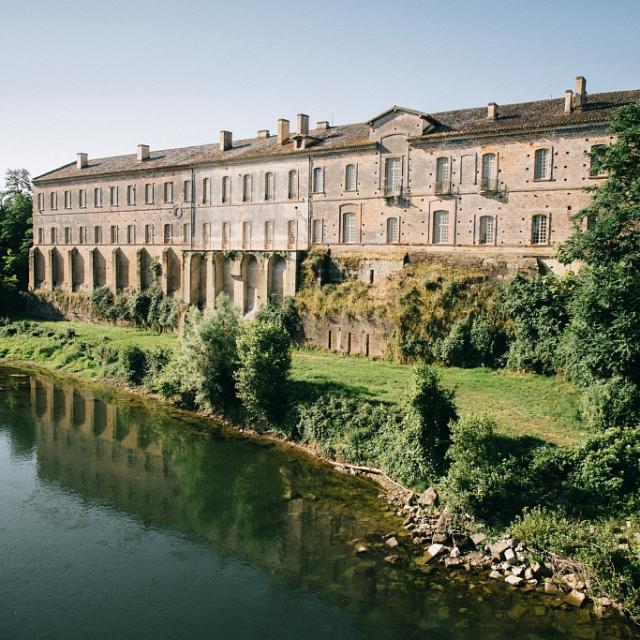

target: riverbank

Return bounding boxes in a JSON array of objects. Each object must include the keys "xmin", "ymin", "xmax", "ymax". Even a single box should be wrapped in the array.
[{"xmin": 0, "ymin": 317, "xmax": 637, "ymax": 625}]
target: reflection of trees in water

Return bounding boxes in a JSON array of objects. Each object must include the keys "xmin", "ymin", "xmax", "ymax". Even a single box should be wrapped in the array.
[{"xmin": 1, "ymin": 366, "xmax": 632, "ymax": 640}]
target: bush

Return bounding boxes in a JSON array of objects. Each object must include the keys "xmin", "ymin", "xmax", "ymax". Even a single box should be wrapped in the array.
[
  {"xmin": 235, "ymin": 320, "xmax": 291, "ymax": 425},
  {"xmin": 401, "ymin": 365, "xmax": 457, "ymax": 478},
  {"xmin": 112, "ymin": 345, "xmax": 147, "ymax": 386},
  {"xmin": 128, "ymin": 290, "xmax": 152, "ymax": 326},
  {"xmin": 169, "ymin": 295, "xmax": 241, "ymax": 413},
  {"xmin": 90, "ymin": 286, "xmax": 114, "ymax": 319},
  {"xmin": 255, "ymin": 296, "xmax": 302, "ymax": 341},
  {"xmin": 579, "ymin": 376, "xmax": 640, "ymax": 431}
]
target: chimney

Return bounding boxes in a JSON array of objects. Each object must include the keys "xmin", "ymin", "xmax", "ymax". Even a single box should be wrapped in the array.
[
  {"xmin": 297, "ymin": 113, "xmax": 309, "ymax": 136},
  {"xmin": 574, "ymin": 76, "xmax": 587, "ymax": 110},
  {"xmin": 487, "ymin": 102, "xmax": 498, "ymax": 120},
  {"xmin": 76, "ymin": 153, "xmax": 88, "ymax": 169},
  {"xmin": 257, "ymin": 129, "xmax": 270, "ymax": 139},
  {"xmin": 220, "ymin": 130, "xmax": 232, "ymax": 151},
  {"xmin": 316, "ymin": 120, "xmax": 330, "ymax": 130},
  {"xmin": 137, "ymin": 144, "xmax": 150, "ymax": 161},
  {"xmin": 277, "ymin": 119, "xmax": 290, "ymax": 144},
  {"xmin": 564, "ymin": 90, "xmax": 574, "ymax": 113}
]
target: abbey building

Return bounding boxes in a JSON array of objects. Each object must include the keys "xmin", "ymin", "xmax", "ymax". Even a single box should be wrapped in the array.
[{"xmin": 30, "ymin": 76, "xmax": 639, "ymax": 314}]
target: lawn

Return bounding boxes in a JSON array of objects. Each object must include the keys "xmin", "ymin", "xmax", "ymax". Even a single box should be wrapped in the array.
[{"xmin": 0, "ymin": 319, "xmax": 585, "ymax": 446}]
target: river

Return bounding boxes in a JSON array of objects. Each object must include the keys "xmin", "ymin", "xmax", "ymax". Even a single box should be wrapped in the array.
[{"xmin": 0, "ymin": 364, "xmax": 636, "ymax": 639}]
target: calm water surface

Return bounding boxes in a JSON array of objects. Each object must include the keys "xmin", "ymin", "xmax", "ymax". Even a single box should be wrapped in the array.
[{"xmin": 0, "ymin": 365, "xmax": 637, "ymax": 640}]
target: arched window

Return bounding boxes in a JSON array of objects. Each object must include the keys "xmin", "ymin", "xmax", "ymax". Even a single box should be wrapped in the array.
[
  {"xmin": 433, "ymin": 210, "xmax": 449, "ymax": 244},
  {"xmin": 345, "ymin": 164, "xmax": 356, "ymax": 191},
  {"xmin": 532, "ymin": 214, "xmax": 548, "ymax": 245},
  {"xmin": 264, "ymin": 172, "xmax": 274, "ymax": 200},
  {"xmin": 342, "ymin": 212, "xmax": 356, "ymax": 243},
  {"xmin": 534, "ymin": 148, "xmax": 550, "ymax": 180},
  {"xmin": 242, "ymin": 174, "xmax": 252, "ymax": 202},
  {"xmin": 435, "ymin": 157, "xmax": 450, "ymax": 193},
  {"xmin": 479, "ymin": 215, "xmax": 495, "ymax": 245},
  {"xmin": 288, "ymin": 170, "xmax": 297, "ymax": 199},
  {"xmin": 386, "ymin": 217, "xmax": 399, "ymax": 243},
  {"xmin": 481, "ymin": 153, "xmax": 497, "ymax": 191}
]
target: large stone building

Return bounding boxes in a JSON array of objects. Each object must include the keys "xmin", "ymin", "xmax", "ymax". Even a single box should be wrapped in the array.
[{"xmin": 30, "ymin": 76, "xmax": 639, "ymax": 314}]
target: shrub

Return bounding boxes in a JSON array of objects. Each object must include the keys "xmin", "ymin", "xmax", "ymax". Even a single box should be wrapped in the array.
[
  {"xmin": 255, "ymin": 296, "xmax": 303, "ymax": 341},
  {"xmin": 128, "ymin": 290, "xmax": 152, "ymax": 326},
  {"xmin": 170, "ymin": 294, "xmax": 240, "ymax": 413},
  {"xmin": 579, "ymin": 376, "xmax": 640, "ymax": 431},
  {"xmin": 112, "ymin": 345, "xmax": 147, "ymax": 386},
  {"xmin": 235, "ymin": 320, "xmax": 292, "ymax": 425},
  {"xmin": 401, "ymin": 365, "xmax": 457, "ymax": 478},
  {"xmin": 90, "ymin": 286, "xmax": 115, "ymax": 319}
]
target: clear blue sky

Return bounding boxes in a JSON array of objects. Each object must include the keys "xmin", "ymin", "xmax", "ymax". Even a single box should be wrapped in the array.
[{"xmin": 1, "ymin": 0, "xmax": 638, "ymax": 180}]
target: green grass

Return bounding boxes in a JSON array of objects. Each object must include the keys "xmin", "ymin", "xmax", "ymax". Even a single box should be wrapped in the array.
[{"xmin": 0, "ymin": 318, "xmax": 585, "ymax": 446}]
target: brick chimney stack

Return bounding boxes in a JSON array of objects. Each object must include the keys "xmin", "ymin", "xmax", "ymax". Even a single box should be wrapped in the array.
[
  {"xmin": 137, "ymin": 144, "xmax": 150, "ymax": 161},
  {"xmin": 277, "ymin": 119, "xmax": 290, "ymax": 144},
  {"xmin": 574, "ymin": 76, "xmax": 587, "ymax": 110},
  {"xmin": 220, "ymin": 130, "xmax": 232, "ymax": 151},
  {"xmin": 77, "ymin": 153, "xmax": 88, "ymax": 169},
  {"xmin": 297, "ymin": 113, "xmax": 309, "ymax": 136},
  {"xmin": 487, "ymin": 102, "xmax": 498, "ymax": 120},
  {"xmin": 564, "ymin": 90, "xmax": 574, "ymax": 113}
]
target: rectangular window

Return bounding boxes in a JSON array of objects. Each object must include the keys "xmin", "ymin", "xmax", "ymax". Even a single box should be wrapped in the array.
[
  {"xmin": 345, "ymin": 164, "xmax": 357, "ymax": 191},
  {"xmin": 242, "ymin": 175, "xmax": 252, "ymax": 202},
  {"xmin": 342, "ymin": 212, "xmax": 356, "ymax": 243},
  {"xmin": 590, "ymin": 145, "xmax": 607, "ymax": 177},
  {"xmin": 534, "ymin": 148, "xmax": 551, "ymax": 180},
  {"xmin": 164, "ymin": 181, "xmax": 173, "ymax": 203},
  {"xmin": 288, "ymin": 170, "xmax": 297, "ymax": 199},
  {"xmin": 435, "ymin": 157, "xmax": 450, "ymax": 193},
  {"xmin": 202, "ymin": 222, "xmax": 211, "ymax": 247},
  {"xmin": 64, "ymin": 190, "xmax": 71, "ymax": 209},
  {"xmin": 386, "ymin": 217, "xmax": 399, "ymax": 243},
  {"xmin": 110, "ymin": 186, "xmax": 118, "ymax": 206},
  {"xmin": 64, "ymin": 227, "xmax": 71, "ymax": 244},
  {"xmin": 144, "ymin": 224, "xmax": 154, "ymax": 244},
  {"xmin": 163, "ymin": 223, "xmax": 172, "ymax": 244},
  {"xmin": 532, "ymin": 214, "xmax": 548, "ymax": 244},
  {"xmin": 202, "ymin": 177, "xmax": 210, "ymax": 204},
  {"xmin": 312, "ymin": 167, "xmax": 324, "ymax": 193},
  {"xmin": 79, "ymin": 189, "xmax": 86, "ymax": 208},
  {"xmin": 481, "ymin": 153, "xmax": 498, "ymax": 192},
  {"xmin": 37, "ymin": 193, "xmax": 44, "ymax": 210},
  {"xmin": 264, "ymin": 173, "xmax": 274, "ymax": 200},
  {"xmin": 242, "ymin": 221, "xmax": 251, "ymax": 248},
  {"xmin": 145, "ymin": 183, "xmax": 154, "ymax": 204},
  {"xmin": 127, "ymin": 185, "xmax": 136, "ymax": 205},
  {"xmin": 384, "ymin": 158, "xmax": 402, "ymax": 194},
  {"xmin": 312, "ymin": 219, "xmax": 323, "ymax": 243},
  {"xmin": 222, "ymin": 222, "xmax": 230, "ymax": 249},
  {"xmin": 183, "ymin": 180, "xmax": 192, "ymax": 202},
  {"xmin": 127, "ymin": 224, "xmax": 135, "ymax": 244},
  {"xmin": 94, "ymin": 226, "xmax": 103, "ymax": 244},
  {"xmin": 287, "ymin": 220, "xmax": 296, "ymax": 249},
  {"xmin": 79, "ymin": 226, "xmax": 86, "ymax": 244},
  {"xmin": 264, "ymin": 220, "xmax": 274, "ymax": 249},
  {"xmin": 479, "ymin": 216, "xmax": 495, "ymax": 245},
  {"xmin": 182, "ymin": 223, "xmax": 191, "ymax": 243},
  {"xmin": 50, "ymin": 227, "xmax": 57, "ymax": 244},
  {"xmin": 110, "ymin": 225, "xmax": 118, "ymax": 244},
  {"xmin": 222, "ymin": 176, "xmax": 230, "ymax": 203},
  {"xmin": 94, "ymin": 187, "xmax": 102, "ymax": 207},
  {"xmin": 433, "ymin": 210, "xmax": 449, "ymax": 244},
  {"xmin": 37, "ymin": 228, "xmax": 44, "ymax": 244},
  {"xmin": 50, "ymin": 192, "xmax": 58, "ymax": 210}
]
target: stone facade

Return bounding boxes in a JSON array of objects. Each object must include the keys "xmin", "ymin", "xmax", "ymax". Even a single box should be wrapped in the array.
[{"xmin": 30, "ymin": 77, "xmax": 639, "ymax": 314}]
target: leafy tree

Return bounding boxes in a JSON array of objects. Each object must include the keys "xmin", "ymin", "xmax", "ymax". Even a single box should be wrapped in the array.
[
  {"xmin": 557, "ymin": 103, "xmax": 640, "ymax": 415},
  {"xmin": 235, "ymin": 320, "xmax": 291, "ymax": 425},
  {"xmin": 0, "ymin": 169, "xmax": 33, "ymax": 308}
]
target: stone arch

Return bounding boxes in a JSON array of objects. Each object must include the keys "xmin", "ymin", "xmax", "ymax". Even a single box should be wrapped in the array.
[
  {"xmin": 51, "ymin": 248, "xmax": 64, "ymax": 288},
  {"xmin": 165, "ymin": 249, "xmax": 181, "ymax": 296},
  {"xmin": 222, "ymin": 256, "xmax": 235, "ymax": 303},
  {"xmin": 93, "ymin": 249, "xmax": 107, "ymax": 288},
  {"xmin": 115, "ymin": 248, "xmax": 130, "ymax": 291},
  {"xmin": 34, "ymin": 248, "xmax": 45, "ymax": 289},
  {"xmin": 190, "ymin": 253, "xmax": 207, "ymax": 308},
  {"xmin": 71, "ymin": 248, "xmax": 84, "ymax": 292},
  {"xmin": 268, "ymin": 255, "xmax": 286, "ymax": 300},
  {"xmin": 242, "ymin": 254, "xmax": 260, "ymax": 314}
]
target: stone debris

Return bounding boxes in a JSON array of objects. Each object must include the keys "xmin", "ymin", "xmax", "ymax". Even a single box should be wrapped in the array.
[
  {"xmin": 355, "ymin": 544, "xmax": 368, "ymax": 555},
  {"xmin": 489, "ymin": 570, "xmax": 503, "ymax": 580},
  {"xmin": 385, "ymin": 536, "xmax": 399, "ymax": 549},
  {"xmin": 417, "ymin": 487, "xmax": 438, "ymax": 507},
  {"xmin": 505, "ymin": 575, "xmax": 523, "ymax": 587},
  {"xmin": 565, "ymin": 589, "xmax": 587, "ymax": 608},
  {"xmin": 426, "ymin": 543, "xmax": 445, "ymax": 560},
  {"xmin": 384, "ymin": 554, "xmax": 399, "ymax": 565}
]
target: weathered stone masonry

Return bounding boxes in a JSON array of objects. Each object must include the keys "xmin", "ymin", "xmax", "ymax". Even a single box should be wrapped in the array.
[{"xmin": 30, "ymin": 77, "xmax": 639, "ymax": 322}]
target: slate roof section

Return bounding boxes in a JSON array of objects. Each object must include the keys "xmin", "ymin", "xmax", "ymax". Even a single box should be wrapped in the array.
[{"xmin": 34, "ymin": 89, "xmax": 639, "ymax": 183}]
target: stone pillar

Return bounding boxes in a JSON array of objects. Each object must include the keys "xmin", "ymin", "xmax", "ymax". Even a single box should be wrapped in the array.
[
  {"xmin": 136, "ymin": 249, "xmax": 144, "ymax": 291},
  {"xmin": 262, "ymin": 254, "xmax": 271, "ymax": 303},
  {"xmin": 66, "ymin": 249, "xmax": 75, "ymax": 292},
  {"xmin": 46, "ymin": 248, "xmax": 54, "ymax": 291},
  {"xmin": 111, "ymin": 248, "xmax": 119, "ymax": 292},
  {"xmin": 88, "ymin": 249, "xmax": 96, "ymax": 291},
  {"xmin": 205, "ymin": 254, "xmax": 216, "ymax": 309},
  {"xmin": 184, "ymin": 252, "xmax": 194, "ymax": 305},
  {"xmin": 28, "ymin": 247, "xmax": 36, "ymax": 291},
  {"xmin": 161, "ymin": 249, "xmax": 169, "ymax": 296}
]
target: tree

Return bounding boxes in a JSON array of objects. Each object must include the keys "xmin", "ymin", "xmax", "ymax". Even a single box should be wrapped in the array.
[
  {"xmin": 558, "ymin": 103, "xmax": 640, "ymax": 426},
  {"xmin": 0, "ymin": 169, "xmax": 33, "ymax": 310},
  {"xmin": 235, "ymin": 320, "xmax": 291, "ymax": 426}
]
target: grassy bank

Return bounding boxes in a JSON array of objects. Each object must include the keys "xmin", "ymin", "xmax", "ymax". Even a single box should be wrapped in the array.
[{"xmin": 0, "ymin": 317, "xmax": 583, "ymax": 446}]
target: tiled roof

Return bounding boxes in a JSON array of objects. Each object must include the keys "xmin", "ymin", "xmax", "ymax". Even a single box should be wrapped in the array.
[{"xmin": 34, "ymin": 89, "xmax": 639, "ymax": 183}]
